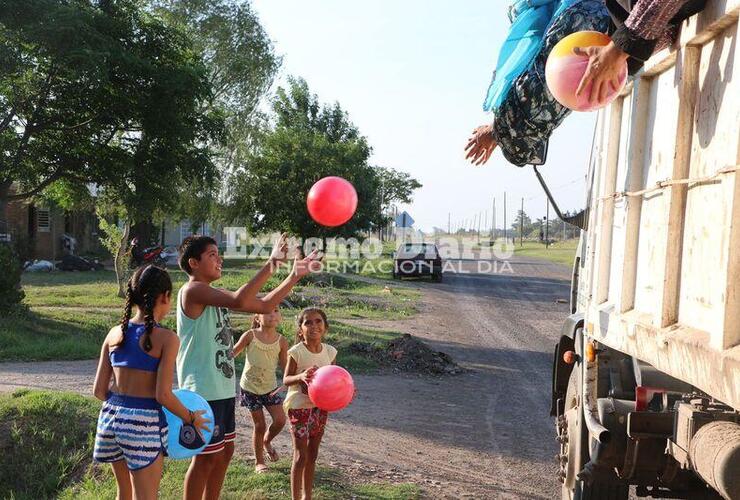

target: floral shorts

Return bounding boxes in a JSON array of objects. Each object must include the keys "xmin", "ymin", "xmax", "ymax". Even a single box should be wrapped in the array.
[{"xmin": 288, "ymin": 408, "xmax": 328, "ymax": 439}]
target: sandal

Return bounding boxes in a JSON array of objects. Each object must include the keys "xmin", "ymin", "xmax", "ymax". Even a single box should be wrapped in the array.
[
  {"xmin": 264, "ymin": 441, "xmax": 280, "ymax": 462},
  {"xmin": 255, "ymin": 463, "xmax": 269, "ymax": 474}
]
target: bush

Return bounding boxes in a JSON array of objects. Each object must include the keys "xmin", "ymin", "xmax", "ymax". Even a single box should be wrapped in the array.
[{"xmin": 0, "ymin": 243, "xmax": 24, "ymax": 313}]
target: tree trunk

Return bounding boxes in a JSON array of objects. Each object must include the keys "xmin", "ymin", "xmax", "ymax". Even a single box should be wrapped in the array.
[
  {"xmin": 0, "ymin": 180, "xmax": 11, "ymax": 229},
  {"xmin": 115, "ymin": 221, "xmax": 131, "ymax": 298}
]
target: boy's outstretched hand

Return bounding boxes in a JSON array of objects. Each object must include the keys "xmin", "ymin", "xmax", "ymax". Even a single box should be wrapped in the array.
[
  {"xmin": 292, "ymin": 249, "xmax": 323, "ymax": 278},
  {"xmin": 269, "ymin": 233, "xmax": 290, "ymax": 264}
]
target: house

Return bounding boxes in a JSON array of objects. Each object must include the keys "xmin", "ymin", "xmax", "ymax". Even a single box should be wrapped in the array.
[{"xmin": 1, "ymin": 185, "xmax": 104, "ymax": 261}]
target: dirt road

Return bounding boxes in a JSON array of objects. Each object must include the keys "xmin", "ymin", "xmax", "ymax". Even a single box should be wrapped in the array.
[
  {"xmin": 316, "ymin": 255, "xmax": 572, "ymax": 499},
  {"xmin": 0, "ymin": 254, "xmax": 572, "ymax": 499}
]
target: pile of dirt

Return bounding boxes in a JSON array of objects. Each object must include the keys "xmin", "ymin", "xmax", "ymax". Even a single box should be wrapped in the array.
[{"xmin": 349, "ymin": 334, "xmax": 463, "ymax": 375}]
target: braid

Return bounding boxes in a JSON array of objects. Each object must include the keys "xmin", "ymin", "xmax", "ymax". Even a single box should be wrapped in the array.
[
  {"xmin": 142, "ymin": 292, "xmax": 155, "ymax": 352},
  {"xmin": 115, "ymin": 281, "xmax": 135, "ymax": 348}
]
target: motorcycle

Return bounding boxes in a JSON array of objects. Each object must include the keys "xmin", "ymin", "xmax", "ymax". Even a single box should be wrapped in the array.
[{"xmin": 128, "ymin": 237, "xmax": 166, "ymax": 268}]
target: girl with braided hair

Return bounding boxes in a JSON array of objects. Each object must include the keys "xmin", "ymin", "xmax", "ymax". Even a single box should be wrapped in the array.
[{"xmin": 93, "ymin": 265, "xmax": 211, "ymax": 500}]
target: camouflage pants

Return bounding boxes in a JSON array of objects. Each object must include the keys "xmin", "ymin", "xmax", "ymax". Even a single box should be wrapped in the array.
[{"xmin": 492, "ymin": 0, "xmax": 610, "ymax": 167}]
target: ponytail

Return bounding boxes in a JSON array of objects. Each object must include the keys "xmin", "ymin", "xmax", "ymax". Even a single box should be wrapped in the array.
[
  {"xmin": 251, "ymin": 314, "xmax": 261, "ymax": 330},
  {"xmin": 142, "ymin": 292, "xmax": 155, "ymax": 352}
]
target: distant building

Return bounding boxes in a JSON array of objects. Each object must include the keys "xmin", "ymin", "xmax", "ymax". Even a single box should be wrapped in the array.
[{"xmin": 2, "ymin": 184, "xmax": 103, "ymax": 261}]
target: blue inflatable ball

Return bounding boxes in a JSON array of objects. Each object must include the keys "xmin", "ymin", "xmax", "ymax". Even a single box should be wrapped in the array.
[{"xmin": 163, "ymin": 389, "xmax": 214, "ymax": 459}]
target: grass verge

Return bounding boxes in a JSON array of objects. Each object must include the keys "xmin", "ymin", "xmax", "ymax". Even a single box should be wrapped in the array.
[
  {"xmin": 61, "ymin": 457, "xmax": 419, "ymax": 500},
  {"xmin": 21, "ymin": 268, "xmax": 418, "ymax": 320},
  {"xmin": 0, "ymin": 390, "xmax": 419, "ymax": 500},
  {"xmin": 0, "ymin": 389, "xmax": 100, "ymax": 499},
  {"xmin": 512, "ymin": 239, "xmax": 578, "ymax": 267}
]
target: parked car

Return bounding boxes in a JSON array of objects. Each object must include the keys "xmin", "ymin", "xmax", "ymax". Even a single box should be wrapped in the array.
[
  {"xmin": 160, "ymin": 246, "xmax": 179, "ymax": 268},
  {"xmin": 57, "ymin": 254, "xmax": 104, "ymax": 271},
  {"xmin": 393, "ymin": 243, "xmax": 442, "ymax": 282}
]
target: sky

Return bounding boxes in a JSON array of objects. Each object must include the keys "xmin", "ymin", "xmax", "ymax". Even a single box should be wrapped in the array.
[{"xmin": 252, "ymin": 0, "xmax": 596, "ymax": 233}]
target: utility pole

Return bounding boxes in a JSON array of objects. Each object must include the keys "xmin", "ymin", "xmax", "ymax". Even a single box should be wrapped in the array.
[
  {"xmin": 492, "ymin": 198, "xmax": 496, "ymax": 240},
  {"xmin": 545, "ymin": 202, "xmax": 550, "ymax": 249},
  {"xmin": 448, "ymin": 213, "xmax": 451, "ymax": 235},
  {"xmin": 477, "ymin": 212, "xmax": 481, "ymax": 244},
  {"xmin": 503, "ymin": 191, "xmax": 507, "ymax": 243},
  {"xmin": 484, "ymin": 210, "xmax": 488, "ymax": 242},
  {"xmin": 520, "ymin": 197, "xmax": 524, "ymax": 247}
]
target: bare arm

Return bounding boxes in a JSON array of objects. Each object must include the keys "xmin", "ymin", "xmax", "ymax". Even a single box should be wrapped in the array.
[
  {"xmin": 232, "ymin": 330, "xmax": 254, "ymax": 357},
  {"xmin": 278, "ymin": 337, "xmax": 289, "ymax": 372},
  {"xmin": 283, "ymin": 356, "xmax": 317, "ymax": 386},
  {"xmin": 93, "ymin": 339, "xmax": 113, "ymax": 401},
  {"xmin": 185, "ymin": 250, "xmax": 321, "ymax": 314},
  {"xmin": 156, "ymin": 331, "xmax": 211, "ymax": 432}
]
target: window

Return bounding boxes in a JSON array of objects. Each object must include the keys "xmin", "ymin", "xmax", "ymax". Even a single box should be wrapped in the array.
[{"xmin": 37, "ymin": 207, "xmax": 50, "ymax": 232}]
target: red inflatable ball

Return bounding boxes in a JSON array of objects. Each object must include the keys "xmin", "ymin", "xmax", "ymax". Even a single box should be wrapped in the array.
[
  {"xmin": 308, "ymin": 365, "xmax": 355, "ymax": 412},
  {"xmin": 306, "ymin": 176, "xmax": 358, "ymax": 227}
]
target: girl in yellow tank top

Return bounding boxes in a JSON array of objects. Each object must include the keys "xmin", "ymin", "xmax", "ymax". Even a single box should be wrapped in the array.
[{"xmin": 233, "ymin": 306, "xmax": 288, "ymax": 473}]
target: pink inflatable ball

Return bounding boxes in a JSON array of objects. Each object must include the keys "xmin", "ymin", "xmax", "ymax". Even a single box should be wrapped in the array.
[
  {"xmin": 545, "ymin": 31, "xmax": 627, "ymax": 112},
  {"xmin": 308, "ymin": 365, "xmax": 355, "ymax": 412},
  {"xmin": 306, "ymin": 176, "xmax": 358, "ymax": 227}
]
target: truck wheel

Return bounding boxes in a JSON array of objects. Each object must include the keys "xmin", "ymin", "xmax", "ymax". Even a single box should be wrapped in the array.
[
  {"xmin": 577, "ymin": 481, "xmax": 629, "ymax": 500},
  {"xmin": 559, "ymin": 369, "xmax": 628, "ymax": 500}
]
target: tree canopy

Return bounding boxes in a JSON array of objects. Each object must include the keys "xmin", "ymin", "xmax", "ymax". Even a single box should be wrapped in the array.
[
  {"xmin": 0, "ymin": 0, "xmax": 224, "ymax": 221},
  {"xmin": 150, "ymin": 0, "xmax": 281, "ymax": 228},
  {"xmin": 228, "ymin": 77, "xmax": 421, "ymax": 242}
]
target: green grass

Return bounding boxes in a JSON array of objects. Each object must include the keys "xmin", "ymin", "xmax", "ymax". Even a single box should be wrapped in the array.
[
  {"xmin": 512, "ymin": 239, "xmax": 578, "ymax": 267},
  {"xmin": 9, "ymin": 267, "xmax": 418, "ymax": 368},
  {"xmin": 20, "ymin": 267, "xmax": 418, "ymax": 319},
  {"xmin": 0, "ymin": 308, "xmax": 177, "ymax": 362},
  {"xmin": 0, "ymin": 389, "xmax": 100, "ymax": 500},
  {"xmin": 0, "ymin": 390, "xmax": 418, "ymax": 500},
  {"xmin": 61, "ymin": 457, "xmax": 419, "ymax": 500},
  {"xmin": 0, "ymin": 308, "xmax": 119, "ymax": 361}
]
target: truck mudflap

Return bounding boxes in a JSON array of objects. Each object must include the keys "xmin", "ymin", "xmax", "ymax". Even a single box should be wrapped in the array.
[{"xmin": 550, "ymin": 313, "xmax": 583, "ymax": 417}]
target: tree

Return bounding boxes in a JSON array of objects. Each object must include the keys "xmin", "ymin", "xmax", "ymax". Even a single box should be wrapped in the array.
[
  {"xmin": 511, "ymin": 209, "xmax": 534, "ymax": 239},
  {"xmin": 150, "ymin": 0, "xmax": 281, "ymax": 229},
  {"xmin": 0, "ymin": 0, "xmax": 223, "ymax": 295},
  {"xmin": 229, "ymin": 77, "xmax": 384, "ymax": 243}
]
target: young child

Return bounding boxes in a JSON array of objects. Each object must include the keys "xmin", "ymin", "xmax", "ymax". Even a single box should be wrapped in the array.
[
  {"xmin": 233, "ymin": 307, "xmax": 289, "ymax": 473},
  {"xmin": 283, "ymin": 307, "xmax": 337, "ymax": 500},
  {"xmin": 92, "ymin": 265, "xmax": 211, "ymax": 500},
  {"xmin": 177, "ymin": 233, "xmax": 319, "ymax": 500}
]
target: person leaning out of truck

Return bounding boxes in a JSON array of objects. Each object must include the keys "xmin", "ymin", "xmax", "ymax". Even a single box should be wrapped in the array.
[
  {"xmin": 574, "ymin": 0, "xmax": 707, "ymax": 104},
  {"xmin": 465, "ymin": 0, "xmax": 706, "ymax": 168}
]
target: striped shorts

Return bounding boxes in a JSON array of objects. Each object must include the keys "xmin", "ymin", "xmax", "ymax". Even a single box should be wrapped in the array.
[{"xmin": 93, "ymin": 393, "xmax": 168, "ymax": 471}]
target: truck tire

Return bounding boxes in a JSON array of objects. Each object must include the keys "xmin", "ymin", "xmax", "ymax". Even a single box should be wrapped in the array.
[{"xmin": 560, "ymin": 369, "xmax": 628, "ymax": 500}]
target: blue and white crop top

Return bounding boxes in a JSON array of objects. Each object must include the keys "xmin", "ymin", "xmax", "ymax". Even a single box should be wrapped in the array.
[{"xmin": 109, "ymin": 323, "xmax": 160, "ymax": 372}]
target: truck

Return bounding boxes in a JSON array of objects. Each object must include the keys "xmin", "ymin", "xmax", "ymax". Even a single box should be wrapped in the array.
[{"xmin": 550, "ymin": 1, "xmax": 740, "ymax": 499}]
